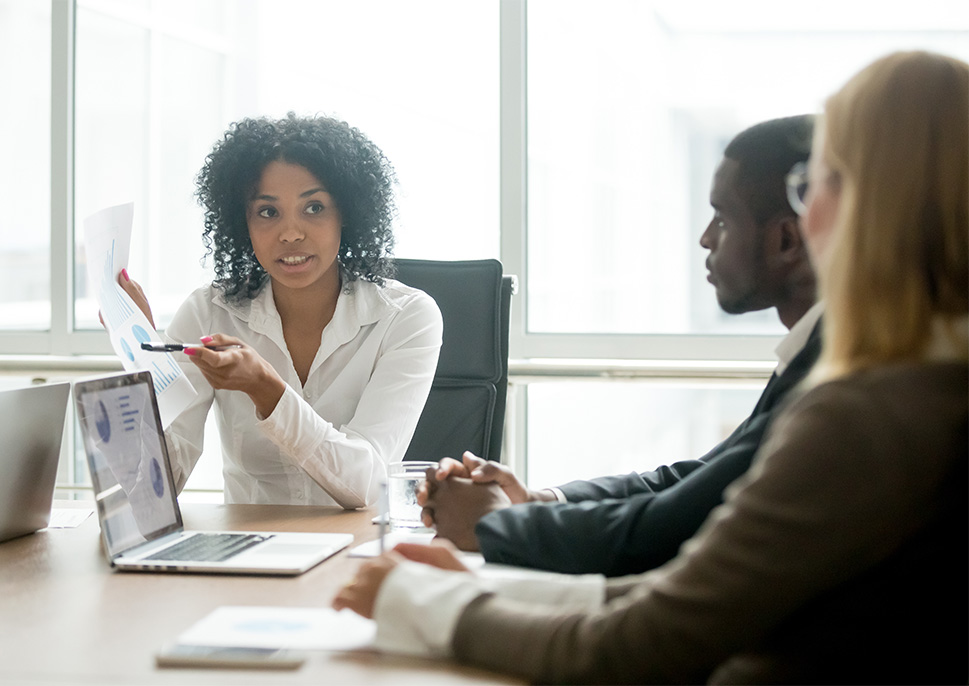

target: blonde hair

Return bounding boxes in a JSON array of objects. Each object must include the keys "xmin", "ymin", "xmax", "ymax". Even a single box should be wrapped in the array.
[{"xmin": 814, "ymin": 50, "xmax": 968, "ymax": 381}]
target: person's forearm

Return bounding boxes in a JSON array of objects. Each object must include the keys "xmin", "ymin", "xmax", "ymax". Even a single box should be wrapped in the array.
[
  {"xmin": 247, "ymin": 367, "xmax": 286, "ymax": 418},
  {"xmin": 259, "ymin": 390, "xmax": 382, "ymax": 509}
]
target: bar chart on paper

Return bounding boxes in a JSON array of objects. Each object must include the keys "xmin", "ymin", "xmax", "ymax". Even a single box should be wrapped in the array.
[
  {"xmin": 148, "ymin": 355, "xmax": 184, "ymax": 396},
  {"xmin": 84, "ymin": 202, "xmax": 198, "ymax": 428}
]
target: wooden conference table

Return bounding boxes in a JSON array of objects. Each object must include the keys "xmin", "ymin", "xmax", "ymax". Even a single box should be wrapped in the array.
[{"xmin": 0, "ymin": 501, "xmax": 522, "ymax": 685}]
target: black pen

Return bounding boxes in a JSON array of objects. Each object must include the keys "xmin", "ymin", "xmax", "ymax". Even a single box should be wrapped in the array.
[{"xmin": 140, "ymin": 342, "xmax": 242, "ymax": 352}]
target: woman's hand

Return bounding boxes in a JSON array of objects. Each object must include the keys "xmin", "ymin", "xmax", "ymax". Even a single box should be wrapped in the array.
[
  {"xmin": 113, "ymin": 269, "xmax": 155, "ymax": 328},
  {"xmin": 182, "ymin": 333, "xmax": 286, "ymax": 417},
  {"xmin": 331, "ymin": 542, "xmax": 471, "ymax": 619},
  {"xmin": 394, "ymin": 539, "xmax": 471, "ymax": 572},
  {"xmin": 332, "ymin": 553, "xmax": 401, "ymax": 619}
]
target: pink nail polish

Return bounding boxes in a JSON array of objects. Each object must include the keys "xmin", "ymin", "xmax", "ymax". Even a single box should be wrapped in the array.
[
  {"xmin": 121, "ymin": 268, "xmax": 129, "ymax": 282},
  {"xmin": 183, "ymin": 348, "xmax": 197, "ymax": 356},
  {"xmin": 200, "ymin": 336, "xmax": 213, "ymax": 344}
]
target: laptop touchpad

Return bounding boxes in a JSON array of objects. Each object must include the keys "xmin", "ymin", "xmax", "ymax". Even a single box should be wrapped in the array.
[{"xmin": 257, "ymin": 543, "xmax": 330, "ymax": 556}]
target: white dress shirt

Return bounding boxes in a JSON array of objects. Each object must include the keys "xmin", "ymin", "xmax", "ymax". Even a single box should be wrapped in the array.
[{"xmin": 163, "ymin": 278, "xmax": 442, "ymax": 508}]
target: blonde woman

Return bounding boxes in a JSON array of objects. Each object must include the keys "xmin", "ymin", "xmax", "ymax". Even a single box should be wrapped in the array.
[{"xmin": 334, "ymin": 51, "xmax": 968, "ymax": 684}]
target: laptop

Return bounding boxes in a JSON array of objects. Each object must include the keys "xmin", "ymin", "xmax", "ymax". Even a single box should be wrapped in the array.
[
  {"xmin": 73, "ymin": 370, "xmax": 353, "ymax": 575},
  {"xmin": 0, "ymin": 382, "xmax": 72, "ymax": 543}
]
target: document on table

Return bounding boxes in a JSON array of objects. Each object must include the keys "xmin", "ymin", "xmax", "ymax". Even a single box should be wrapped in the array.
[
  {"xmin": 175, "ymin": 606, "xmax": 376, "ymax": 651},
  {"xmin": 46, "ymin": 508, "xmax": 94, "ymax": 528},
  {"xmin": 348, "ymin": 531, "xmax": 436, "ymax": 558},
  {"xmin": 349, "ymin": 532, "xmax": 486, "ymax": 569},
  {"xmin": 82, "ymin": 202, "xmax": 196, "ymax": 428}
]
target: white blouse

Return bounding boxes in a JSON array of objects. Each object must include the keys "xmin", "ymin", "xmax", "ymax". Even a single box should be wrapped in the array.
[{"xmin": 163, "ymin": 278, "xmax": 442, "ymax": 508}]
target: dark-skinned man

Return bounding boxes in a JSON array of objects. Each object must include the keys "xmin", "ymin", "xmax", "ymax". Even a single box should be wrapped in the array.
[{"xmin": 419, "ymin": 115, "xmax": 821, "ymax": 577}]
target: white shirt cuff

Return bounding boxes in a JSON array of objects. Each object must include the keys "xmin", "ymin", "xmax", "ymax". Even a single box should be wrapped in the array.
[
  {"xmin": 477, "ymin": 566, "xmax": 605, "ymax": 607},
  {"xmin": 547, "ymin": 487, "xmax": 568, "ymax": 503},
  {"xmin": 372, "ymin": 561, "xmax": 606, "ymax": 658},
  {"xmin": 373, "ymin": 561, "xmax": 487, "ymax": 658}
]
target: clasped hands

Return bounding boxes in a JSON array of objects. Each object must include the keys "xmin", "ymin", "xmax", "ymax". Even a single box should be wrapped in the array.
[{"xmin": 415, "ymin": 451, "xmax": 544, "ymax": 551}]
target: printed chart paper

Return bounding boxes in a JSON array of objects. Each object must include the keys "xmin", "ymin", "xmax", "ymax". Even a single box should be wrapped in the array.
[
  {"xmin": 176, "ymin": 606, "xmax": 376, "ymax": 651},
  {"xmin": 82, "ymin": 203, "xmax": 196, "ymax": 428}
]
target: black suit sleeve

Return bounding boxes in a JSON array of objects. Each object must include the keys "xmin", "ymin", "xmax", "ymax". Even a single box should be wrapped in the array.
[
  {"xmin": 476, "ymin": 410, "xmax": 775, "ymax": 576},
  {"xmin": 556, "ymin": 456, "xmax": 710, "ymax": 502}
]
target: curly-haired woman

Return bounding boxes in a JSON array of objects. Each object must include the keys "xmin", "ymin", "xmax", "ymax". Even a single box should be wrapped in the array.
[{"xmin": 122, "ymin": 113, "xmax": 442, "ymax": 508}]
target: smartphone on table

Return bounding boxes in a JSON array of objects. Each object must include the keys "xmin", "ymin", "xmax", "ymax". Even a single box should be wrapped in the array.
[{"xmin": 155, "ymin": 643, "xmax": 306, "ymax": 670}]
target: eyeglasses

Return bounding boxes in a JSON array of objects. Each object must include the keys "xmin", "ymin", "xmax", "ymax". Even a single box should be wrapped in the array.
[{"xmin": 786, "ymin": 162, "xmax": 809, "ymax": 216}]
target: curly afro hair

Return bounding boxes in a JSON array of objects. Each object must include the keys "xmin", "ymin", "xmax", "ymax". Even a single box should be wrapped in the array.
[{"xmin": 196, "ymin": 113, "xmax": 398, "ymax": 300}]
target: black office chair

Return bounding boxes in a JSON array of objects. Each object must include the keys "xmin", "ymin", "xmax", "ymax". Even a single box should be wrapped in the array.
[{"xmin": 393, "ymin": 259, "xmax": 515, "ymax": 463}]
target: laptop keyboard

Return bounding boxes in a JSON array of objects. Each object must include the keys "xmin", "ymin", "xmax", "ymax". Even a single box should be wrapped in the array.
[{"xmin": 144, "ymin": 533, "xmax": 272, "ymax": 562}]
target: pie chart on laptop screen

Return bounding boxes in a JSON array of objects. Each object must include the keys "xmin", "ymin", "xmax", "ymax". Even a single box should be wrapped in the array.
[
  {"xmin": 150, "ymin": 458, "xmax": 165, "ymax": 498},
  {"xmin": 95, "ymin": 400, "xmax": 111, "ymax": 443}
]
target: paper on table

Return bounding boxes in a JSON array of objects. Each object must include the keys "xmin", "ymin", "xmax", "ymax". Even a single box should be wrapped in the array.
[
  {"xmin": 176, "ymin": 606, "xmax": 376, "ymax": 651},
  {"xmin": 46, "ymin": 508, "xmax": 94, "ymax": 528},
  {"xmin": 348, "ymin": 533, "xmax": 487, "ymax": 569},
  {"xmin": 348, "ymin": 531, "xmax": 436, "ymax": 558},
  {"xmin": 82, "ymin": 202, "xmax": 196, "ymax": 428}
]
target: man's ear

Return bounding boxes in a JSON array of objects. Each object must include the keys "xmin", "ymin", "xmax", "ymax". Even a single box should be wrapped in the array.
[{"xmin": 764, "ymin": 214, "xmax": 806, "ymax": 267}]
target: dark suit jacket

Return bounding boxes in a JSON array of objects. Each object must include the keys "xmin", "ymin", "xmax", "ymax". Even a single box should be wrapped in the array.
[{"xmin": 475, "ymin": 321, "xmax": 823, "ymax": 576}]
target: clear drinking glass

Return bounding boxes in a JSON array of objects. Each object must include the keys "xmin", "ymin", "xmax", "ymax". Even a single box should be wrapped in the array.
[{"xmin": 387, "ymin": 461, "xmax": 438, "ymax": 529}]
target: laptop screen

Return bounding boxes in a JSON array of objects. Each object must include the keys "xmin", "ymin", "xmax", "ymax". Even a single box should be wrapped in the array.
[{"xmin": 75, "ymin": 371, "xmax": 182, "ymax": 558}]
